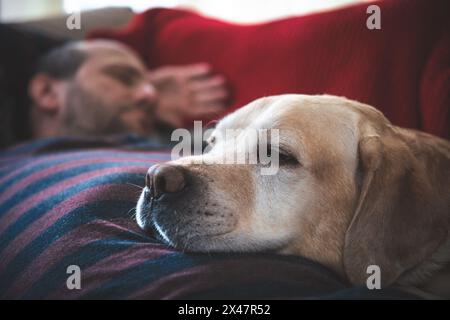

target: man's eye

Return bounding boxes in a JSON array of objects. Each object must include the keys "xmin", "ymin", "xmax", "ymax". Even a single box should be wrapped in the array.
[
  {"xmin": 103, "ymin": 67, "xmax": 142, "ymax": 86},
  {"xmin": 115, "ymin": 72, "xmax": 138, "ymax": 86}
]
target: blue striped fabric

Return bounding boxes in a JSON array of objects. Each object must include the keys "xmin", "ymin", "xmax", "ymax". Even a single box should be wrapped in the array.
[{"xmin": 0, "ymin": 136, "xmax": 418, "ymax": 299}]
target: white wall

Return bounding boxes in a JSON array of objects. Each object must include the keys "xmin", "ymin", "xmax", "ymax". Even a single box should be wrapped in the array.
[
  {"xmin": 1, "ymin": 0, "xmax": 369, "ymax": 23},
  {"xmin": 0, "ymin": 0, "xmax": 64, "ymax": 21},
  {"xmin": 63, "ymin": 0, "xmax": 366, "ymax": 23},
  {"xmin": 178, "ymin": 0, "xmax": 366, "ymax": 23}
]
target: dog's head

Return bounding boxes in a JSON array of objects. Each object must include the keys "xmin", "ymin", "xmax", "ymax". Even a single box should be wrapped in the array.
[{"xmin": 136, "ymin": 94, "xmax": 448, "ymax": 286}]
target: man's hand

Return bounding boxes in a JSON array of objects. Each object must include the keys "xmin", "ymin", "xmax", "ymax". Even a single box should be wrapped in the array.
[{"xmin": 149, "ymin": 63, "xmax": 228, "ymax": 128}]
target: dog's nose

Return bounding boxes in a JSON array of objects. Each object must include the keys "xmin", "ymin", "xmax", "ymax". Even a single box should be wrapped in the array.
[{"xmin": 145, "ymin": 164, "xmax": 186, "ymax": 198}]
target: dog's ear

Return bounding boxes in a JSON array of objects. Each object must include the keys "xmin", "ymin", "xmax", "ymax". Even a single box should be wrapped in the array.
[{"xmin": 343, "ymin": 123, "xmax": 448, "ymax": 287}]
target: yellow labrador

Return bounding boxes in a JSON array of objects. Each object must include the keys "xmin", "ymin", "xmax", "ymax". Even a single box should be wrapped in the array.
[{"xmin": 136, "ymin": 94, "xmax": 450, "ymax": 298}]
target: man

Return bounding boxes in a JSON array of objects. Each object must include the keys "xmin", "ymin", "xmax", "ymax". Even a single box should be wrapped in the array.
[{"xmin": 28, "ymin": 39, "xmax": 228, "ymax": 141}]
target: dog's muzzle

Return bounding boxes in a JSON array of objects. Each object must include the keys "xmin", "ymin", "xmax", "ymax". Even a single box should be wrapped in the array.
[
  {"xmin": 145, "ymin": 164, "xmax": 187, "ymax": 198},
  {"xmin": 136, "ymin": 163, "xmax": 236, "ymax": 249}
]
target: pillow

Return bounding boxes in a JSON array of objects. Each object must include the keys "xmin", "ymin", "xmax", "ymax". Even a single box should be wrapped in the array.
[
  {"xmin": 88, "ymin": 0, "xmax": 450, "ymax": 139},
  {"xmin": 0, "ymin": 136, "xmax": 420, "ymax": 299}
]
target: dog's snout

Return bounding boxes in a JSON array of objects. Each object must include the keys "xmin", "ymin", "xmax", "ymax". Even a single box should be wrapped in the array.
[{"xmin": 145, "ymin": 164, "xmax": 186, "ymax": 198}]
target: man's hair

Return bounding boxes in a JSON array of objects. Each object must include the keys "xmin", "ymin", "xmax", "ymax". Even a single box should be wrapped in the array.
[
  {"xmin": 34, "ymin": 41, "xmax": 88, "ymax": 79},
  {"xmin": 1, "ymin": 42, "xmax": 88, "ymax": 148}
]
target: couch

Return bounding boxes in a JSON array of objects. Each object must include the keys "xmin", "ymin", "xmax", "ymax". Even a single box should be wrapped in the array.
[{"xmin": 0, "ymin": 136, "xmax": 420, "ymax": 299}]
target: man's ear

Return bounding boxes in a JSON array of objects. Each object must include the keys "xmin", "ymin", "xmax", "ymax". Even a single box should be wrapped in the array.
[
  {"xmin": 28, "ymin": 74, "xmax": 63, "ymax": 113},
  {"xmin": 343, "ymin": 124, "xmax": 448, "ymax": 287}
]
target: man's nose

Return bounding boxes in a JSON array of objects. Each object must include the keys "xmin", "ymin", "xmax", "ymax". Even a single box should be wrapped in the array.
[
  {"xmin": 135, "ymin": 82, "xmax": 158, "ymax": 107},
  {"xmin": 145, "ymin": 164, "xmax": 186, "ymax": 198}
]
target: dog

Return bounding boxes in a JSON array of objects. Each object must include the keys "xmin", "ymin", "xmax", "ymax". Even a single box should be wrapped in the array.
[{"xmin": 136, "ymin": 94, "xmax": 450, "ymax": 298}]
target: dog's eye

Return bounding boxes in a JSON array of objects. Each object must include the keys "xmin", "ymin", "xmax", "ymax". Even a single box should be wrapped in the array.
[
  {"xmin": 204, "ymin": 136, "xmax": 216, "ymax": 152},
  {"xmin": 278, "ymin": 150, "xmax": 299, "ymax": 166},
  {"xmin": 207, "ymin": 136, "xmax": 216, "ymax": 145}
]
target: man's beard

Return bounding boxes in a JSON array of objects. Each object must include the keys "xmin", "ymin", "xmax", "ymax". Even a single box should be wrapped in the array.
[{"xmin": 60, "ymin": 82, "xmax": 155, "ymax": 137}]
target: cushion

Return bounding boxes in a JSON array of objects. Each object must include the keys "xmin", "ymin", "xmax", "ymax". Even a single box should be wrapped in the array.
[
  {"xmin": 0, "ymin": 24, "xmax": 66, "ymax": 148},
  {"xmin": 88, "ymin": 0, "xmax": 450, "ymax": 139},
  {"xmin": 0, "ymin": 136, "xmax": 420, "ymax": 299}
]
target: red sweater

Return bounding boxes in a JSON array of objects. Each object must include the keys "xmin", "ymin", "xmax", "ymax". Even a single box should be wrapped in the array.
[{"xmin": 89, "ymin": 0, "xmax": 450, "ymax": 139}]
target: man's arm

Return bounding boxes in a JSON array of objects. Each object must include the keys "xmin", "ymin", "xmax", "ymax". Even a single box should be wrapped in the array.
[{"xmin": 150, "ymin": 63, "xmax": 229, "ymax": 128}]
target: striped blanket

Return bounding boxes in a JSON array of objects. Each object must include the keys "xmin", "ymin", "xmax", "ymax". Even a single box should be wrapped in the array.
[{"xmin": 0, "ymin": 136, "xmax": 419, "ymax": 299}]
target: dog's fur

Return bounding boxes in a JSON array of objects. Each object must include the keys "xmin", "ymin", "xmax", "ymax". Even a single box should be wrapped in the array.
[{"xmin": 137, "ymin": 94, "xmax": 450, "ymax": 298}]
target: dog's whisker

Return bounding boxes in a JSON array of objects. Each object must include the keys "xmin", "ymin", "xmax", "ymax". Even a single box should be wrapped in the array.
[
  {"xmin": 126, "ymin": 182, "xmax": 144, "ymax": 190},
  {"xmin": 182, "ymin": 232, "xmax": 196, "ymax": 254},
  {"xmin": 182, "ymin": 234, "xmax": 190, "ymax": 253},
  {"xmin": 125, "ymin": 207, "xmax": 137, "ymax": 220}
]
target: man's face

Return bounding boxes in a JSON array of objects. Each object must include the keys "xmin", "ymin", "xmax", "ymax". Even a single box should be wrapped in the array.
[{"xmin": 60, "ymin": 42, "xmax": 158, "ymax": 137}]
